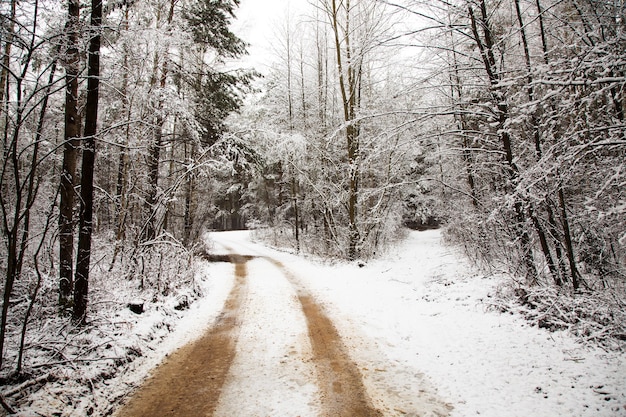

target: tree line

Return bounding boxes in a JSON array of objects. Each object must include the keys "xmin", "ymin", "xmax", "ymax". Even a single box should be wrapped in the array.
[{"xmin": 239, "ymin": 0, "xmax": 624, "ymax": 295}]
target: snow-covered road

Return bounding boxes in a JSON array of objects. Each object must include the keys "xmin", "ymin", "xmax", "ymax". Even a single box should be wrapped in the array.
[
  {"xmin": 212, "ymin": 257, "xmax": 320, "ymax": 416},
  {"xmin": 114, "ymin": 229, "xmax": 625, "ymax": 417},
  {"xmin": 206, "ymin": 230, "xmax": 451, "ymax": 416}
]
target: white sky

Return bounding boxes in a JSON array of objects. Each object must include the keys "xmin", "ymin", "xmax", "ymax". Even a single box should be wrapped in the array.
[{"xmin": 233, "ymin": 0, "xmax": 311, "ymax": 72}]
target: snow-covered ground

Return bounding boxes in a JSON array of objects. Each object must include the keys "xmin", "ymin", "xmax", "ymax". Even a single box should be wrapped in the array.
[
  {"xmin": 10, "ymin": 229, "xmax": 624, "ymax": 417},
  {"xmin": 207, "ymin": 229, "xmax": 626, "ymax": 417}
]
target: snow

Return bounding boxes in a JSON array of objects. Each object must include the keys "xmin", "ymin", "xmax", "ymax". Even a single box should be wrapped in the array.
[
  {"xmin": 205, "ymin": 229, "xmax": 626, "ymax": 417},
  {"xmin": 213, "ymin": 258, "xmax": 320, "ymax": 417},
  {"xmin": 6, "ymin": 229, "xmax": 624, "ymax": 417}
]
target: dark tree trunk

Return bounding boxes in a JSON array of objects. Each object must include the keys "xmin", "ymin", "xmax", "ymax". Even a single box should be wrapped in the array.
[
  {"xmin": 529, "ymin": 205, "xmax": 561, "ymax": 286},
  {"xmin": 144, "ymin": 134, "xmax": 161, "ymax": 241},
  {"xmin": 112, "ymin": 3, "xmax": 132, "ymax": 262},
  {"xmin": 183, "ymin": 142, "xmax": 196, "ymax": 246},
  {"xmin": 558, "ymin": 185, "xmax": 581, "ymax": 290},
  {"xmin": 0, "ymin": 0, "xmax": 15, "ymax": 110},
  {"xmin": 73, "ymin": 0, "xmax": 102, "ymax": 323},
  {"xmin": 59, "ymin": 0, "xmax": 81, "ymax": 310},
  {"xmin": 328, "ymin": 0, "xmax": 362, "ymax": 259},
  {"xmin": 347, "ymin": 123, "xmax": 360, "ymax": 260},
  {"xmin": 291, "ymin": 173, "xmax": 300, "ymax": 252}
]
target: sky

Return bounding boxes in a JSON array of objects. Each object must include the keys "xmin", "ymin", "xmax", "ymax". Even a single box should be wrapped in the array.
[{"xmin": 232, "ymin": 0, "xmax": 310, "ymax": 71}]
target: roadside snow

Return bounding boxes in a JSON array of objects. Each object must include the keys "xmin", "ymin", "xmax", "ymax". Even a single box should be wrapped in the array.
[{"xmin": 3, "ymin": 257, "xmax": 236, "ymax": 417}]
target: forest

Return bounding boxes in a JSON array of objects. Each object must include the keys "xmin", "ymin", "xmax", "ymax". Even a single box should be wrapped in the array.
[{"xmin": 0, "ymin": 0, "xmax": 624, "ymax": 414}]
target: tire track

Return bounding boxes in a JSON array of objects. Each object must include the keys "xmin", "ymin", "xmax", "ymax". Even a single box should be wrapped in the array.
[
  {"xmin": 115, "ymin": 254, "xmax": 248, "ymax": 417},
  {"xmin": 268, "ymin": 259, "xmax": 383, "ymax": 417},
  {"xmin": 212, "ymin": 257, "xmax": 320, "ymax": 417}
]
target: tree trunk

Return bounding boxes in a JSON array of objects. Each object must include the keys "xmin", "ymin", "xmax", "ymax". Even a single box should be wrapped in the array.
[
  {"xmin": 0, "ymin": 0, "xmax": 50, "ymax": 374},
  {"xmin": 315, "ymin": 17, "xmax": 328, "ymax": 129},
  {"xmin": 529, "ymin": 205, "xmax": 561, "ymax": 285},
  {"xmin": 347, "ymin": 123, "xmax": 360, "ymax": 260},
  {"xmin": 290, "ymin": 171, "xmax": 300, "ymax": 251},
  {"xmin": 183, "ymin": 142, "xmax": 196, "ymax": 246},
  {"xmin": 0, "ymin": 0, "xmax": 16, "ymax": 113},
  {"xmin": 558, "ymin": 184, "xmax": 581, "ymax": 290},
  {"xmin": 328, "ymin": 0, "xmax": 362, "ymax": 259},
  {"xmin": 513, "ymin": 0, "xmax": 562, "ymax": 285},
  {"xmin": 59, "ymin": 0, "xmax": 81, "ymax": 310},
  {"xmin": 144, "ymin": 128, "xmax": 161, "ymax": 241},
  {"xmin": 73, "ymin": 0, "xmax": 102, "ymax": 323},
  {"xmin": 535, "ymin": 0, "xmax": 581, "ymax": 289},
  {"xmin": 16, "ymin": 59, "xmax": 58, "ymax": 374},
  {"xmin": 110, "ymin": 4, "xmax": 132, "ymax": 270},
  {"xmin": 299, "ymin": 45, "xmax": 307, "ymax": 129},
  {"xmin": 143, "ymin": 0, "xmax": 175, "ymax": 242},
  {"xmin": 447, "ymin": 18, "xmax": 479, "ymax": 207},
  {"xmin": 286, "ymin": 20, "xmax": 294, "ymax": 131}
]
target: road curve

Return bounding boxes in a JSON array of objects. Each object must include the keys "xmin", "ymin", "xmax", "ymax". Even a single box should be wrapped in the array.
[{"xmin": 115, "ymin": 234, "xmax": 449, "ymax": 417}]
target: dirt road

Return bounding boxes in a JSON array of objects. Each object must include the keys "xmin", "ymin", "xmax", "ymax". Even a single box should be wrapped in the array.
[
  {"xmin": 115, "ymin": 236, "xmax": 451, "ymax": 417},
  {"xmin": 115, "ymin": 251, "xmax": 383, "ymax": 417}
]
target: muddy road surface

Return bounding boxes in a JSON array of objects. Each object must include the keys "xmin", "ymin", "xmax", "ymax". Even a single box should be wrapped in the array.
[
  {"xmin": 114, "ymin": 255, "xmax": 249, "ymax": 417},
  {"xmin": 115, "ymin": 238, "xmax": 450, "ymax": 417}
]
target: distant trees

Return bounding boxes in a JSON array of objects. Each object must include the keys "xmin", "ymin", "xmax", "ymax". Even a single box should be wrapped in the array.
[
  {"xmin": 241, "ymin": 0, "xmax": 439, "ymax": 258},
  {"xmin": 241, "ymin": 0, "xmax": 624, "ymax": 288},
  {"xmin": 103, "ymin": 0, "xmax": 252, "ymax": 247}
]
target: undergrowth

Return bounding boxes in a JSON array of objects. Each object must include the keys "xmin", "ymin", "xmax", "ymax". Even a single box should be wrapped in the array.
[
  {"xmin": 0, "ymin": 234, "xmax": 208, "ymax": 416},
  {"xmin": 487, "ymin": 284, "xmax": 626, "ymax": 352}
]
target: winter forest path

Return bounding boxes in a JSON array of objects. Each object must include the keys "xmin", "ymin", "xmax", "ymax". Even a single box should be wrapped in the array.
[{"xmin": 114, "ymin": 239, "xmax": 386, "ymax": 416}]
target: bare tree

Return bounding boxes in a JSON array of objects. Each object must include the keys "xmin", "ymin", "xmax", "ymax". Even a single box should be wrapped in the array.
[
  {"xmin": 322, "ymin": 0, "xmax": 365, "ymax": 259},
  {"xmin": 0, "ymin": 0, "xmax": 62, "ymax": 376}
]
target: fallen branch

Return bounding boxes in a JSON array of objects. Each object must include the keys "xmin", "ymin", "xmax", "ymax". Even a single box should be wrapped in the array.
[
  {"xmin": 4, "ymin": 373, "xmax": 53, "ymax": 398},
  {"xmin": 0, "ymin": 393, "xmax": 16, "ymax": 414},
  {"xmin": 30, "ymin": 356, "xmax": 123, "ymax": 370}
]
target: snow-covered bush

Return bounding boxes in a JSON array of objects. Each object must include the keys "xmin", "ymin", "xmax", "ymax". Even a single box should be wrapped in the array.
[
  {"xmin": 0, "ymin": 234, "xmax": 207, "ymax": 415},
  {"xmin": 488, "ymin": 284, "xmax": 626, "ymax": 352}
]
